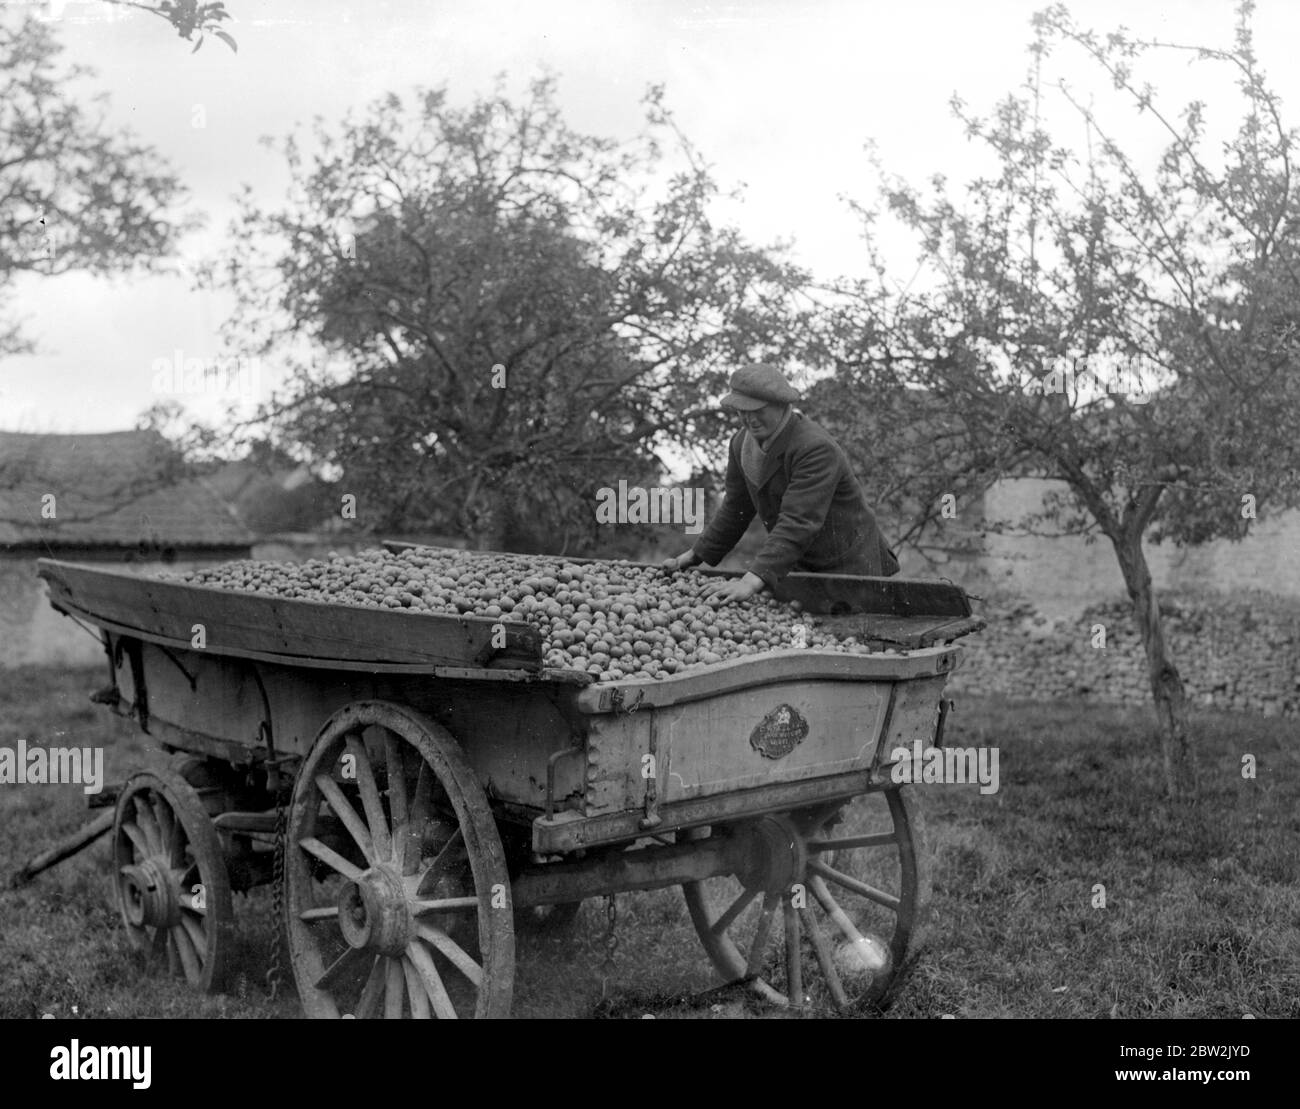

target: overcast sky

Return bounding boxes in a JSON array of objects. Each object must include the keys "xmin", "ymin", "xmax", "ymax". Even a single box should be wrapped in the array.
[{"xmin": 0, "ymin": 0, "xmax": 1294, "ymax": 436}]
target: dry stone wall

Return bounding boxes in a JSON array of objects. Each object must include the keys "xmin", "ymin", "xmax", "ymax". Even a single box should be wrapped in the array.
[{"xmin": 947, "ymin": 591, "xmax": 1300, "ymax": 718}]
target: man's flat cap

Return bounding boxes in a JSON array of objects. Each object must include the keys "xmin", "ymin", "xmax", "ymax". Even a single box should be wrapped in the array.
[{"xmin": 720, "ymin": 364, "xmax": 801, "ymax": 410}]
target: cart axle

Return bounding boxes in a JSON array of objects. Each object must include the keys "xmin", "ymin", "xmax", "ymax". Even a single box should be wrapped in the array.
[{"xmin": 512, "ymin": 829, "xmax": 753, "ymax": 909}]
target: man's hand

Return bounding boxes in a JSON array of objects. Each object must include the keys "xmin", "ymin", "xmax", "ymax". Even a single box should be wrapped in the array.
[
  {"xmin": 703, "ymin": 571, "xmax": 765, "ymax": 605},
  {"xmin": 661, "ymin": 548, "xmax": 701, "ymax": 573}
]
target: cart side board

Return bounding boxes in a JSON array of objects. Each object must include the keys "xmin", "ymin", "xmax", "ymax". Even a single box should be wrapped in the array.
[
  {"xmin": 37, "ymin": 558, "xmax": 544, "ymax": 670},
  {"xmin": 105, "ymin": 637, "xmax": 592, "ymax": 815}
]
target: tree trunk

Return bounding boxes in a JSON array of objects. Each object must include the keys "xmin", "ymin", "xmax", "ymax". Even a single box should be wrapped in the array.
[
  {"xmin": 1111, "ymin": 530, "xmax": 1199, "ymax": 803},
  {"xmin": 465, "ymin": 508, "xmax": 506, "ymax": 552},
  {"xmin": 465, "ymin": 488, "xmax": 507, "ymax": 552},
  {"xmin": 469, "ymin": 527, "xmax": 505, "ymax": 552},
  {"xmin": 455, "ymin": 470, "xmax": 506, "ymax": 552}
]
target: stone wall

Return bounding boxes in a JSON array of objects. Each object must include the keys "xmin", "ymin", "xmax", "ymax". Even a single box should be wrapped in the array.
[
  {"xmin": 948, "ymin": 591, "xmax": 1300, "ymax": 718},
  {"xmin": 966, "ymin": 478, "xmax": 1300, "ymax": 620}
]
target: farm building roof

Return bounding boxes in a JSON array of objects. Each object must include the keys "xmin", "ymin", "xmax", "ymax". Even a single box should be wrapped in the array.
[{"xmin": 0, "ymin": 430, "xmax": 254, "ymax": 549}]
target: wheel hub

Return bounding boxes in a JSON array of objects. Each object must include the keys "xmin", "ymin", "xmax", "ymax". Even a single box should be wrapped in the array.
[
  {"xmin": 336, "ymin": 865, "xmax": 411, "ymax": 956},
  {"xmin": 119, "ymin": 857, "xmax": 179, "ymax": 929},
  {"xmin": 739, "ymin": 815, "xmax": 807, "ymax": 895}
]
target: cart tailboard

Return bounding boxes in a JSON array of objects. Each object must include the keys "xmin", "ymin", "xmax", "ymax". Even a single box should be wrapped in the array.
[
  {"xmin": 810, "ymin": 611, "xmax": 985, "ymax": 649},
  {"xmin": 575, "ymin": 644, "xmax": 958, "ymax": 713},
  {"xmin": 563, "ymin": 644, "xmax": 960, "ymax": 847},
  {"xmin": 37, "ymin": 558, "xmax": 542, "ymax": 669},
  {"xmin": 768, "ymin": 572, "xmax": 971, "ymax": 617}
]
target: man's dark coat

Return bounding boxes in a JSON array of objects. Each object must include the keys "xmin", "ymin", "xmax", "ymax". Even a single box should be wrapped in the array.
[{"xmin": 692, "ymin": 412, "xmax": 899, "ymax": 590}]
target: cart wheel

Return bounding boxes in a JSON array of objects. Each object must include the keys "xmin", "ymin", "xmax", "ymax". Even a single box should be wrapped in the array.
[
  {"xmin": 284, "ymin": 701, "xmax": 514, "ymax": 1018},
  {"xmin": 112, "ymin": 768, "xmax": 234, "ymax": 993},
  {"xmin": 682, "ymin": 785, "xmax": 930, "ymax": 1014}
]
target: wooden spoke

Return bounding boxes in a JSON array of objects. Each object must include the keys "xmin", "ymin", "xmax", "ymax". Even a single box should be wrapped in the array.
[
  {"xmin": 384, "ymin": 957, "xmax": 404, "ymax": 1019},
  {"xmin": 345, "ymin": 735, "xmax": 391, "ymax": 863},
  {"xmin": 746, "ymin": 892, "xmax": 780, "ymax": 977},
  {"xmin": 298, "ymin": 906, "xmax": 339, "ymax": 923},
  {"xmin": 150, "ymin": 923, "xmax": 169, "ymax": 959},
  {"xmin": 406, "ymin": 940, "xmax": 458, "ymax": 1019},
  {"xmin": 809, "ymin": 875, "xmax": 876, "ymax": 947},
  {"xmin": 404, "ymin": 761, "xmax": 443, "ymax": 878},
  {"xmin": 806, "ymin": 832, "xmax": 897, "ymax": 852},
  {"xmin": 383, "ymin": 731, "xmax": 409, "ymax": 868},
  {"xmin": 808, "ymin": 860, "xmax": 900, "ymax": 910},
  {"xmin": 176, "ymin": 858, "xmax": 200, "ymax": 890},
  {"xmin": 133, "ymin": 796, "xmax": 163, "ymax": 854},
  {"xmin": 171, "ymin": 923, "xmax": 202, "ymax": 984},
  {"xmin": 711, "ymin": 885, "xmax": 760, "ymax": 938},
  {"xmin": 152, "ymin": 796, "xmax": 180, "ymax": 866},
  {"xmin": 415, "ymin": 923, "xmax": 483, "ymax": 988},
  {"xmin": 411, "ymin": 896, "xmax": 479, "ymax": 914},
  {"xmin": 401, "ymin": 957, "xmax": 432, "ymax": 1019},
  {"xmin": 415, "ymin": 828, "xmax": 465, "ymax": 897},
  {"xmin": 409, "ymin": 761, "xmax": 434, "ymax": 827},
  {"xmin": 800, "ymin": 906, "xmax": 849, "ymax": 1011},
  {"xmin": 314, "ymin": 774, "xmax": 374, "ymax": 864},
  {"xmin": 783, "ymin": 895, "xmax": 803, "ymax": 1011},
  {"xmin": 166, "ymin": 818, "xmax": 185, "ymax": 871},
  {"xmin": 299, "ymin": 836, "xmax": 364, "ymax": 882},
  {"xmin": 353, "ymin": 957, "xmax": 385, "ymax": 1019},
  {"xmin": 178, "ymin": 912, "xmax": 207, "ymax": 962},
  {"xmin": 315, "ymin": 946, "xmax": 371, "ymax": 993},
  {"xmin": 121, "ymin": 821, "xmax": 150, "ymax": 860}
]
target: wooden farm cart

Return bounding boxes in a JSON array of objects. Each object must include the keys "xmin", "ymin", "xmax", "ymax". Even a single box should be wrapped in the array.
[{"xmin": 25, "ymin": 549, "xmax": 983, "ymax": 1017}]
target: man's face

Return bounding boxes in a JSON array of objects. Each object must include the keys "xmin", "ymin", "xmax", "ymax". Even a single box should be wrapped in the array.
[{"xmin": 740, "ymin": 402, "xmax": 788, "ymax": 443}]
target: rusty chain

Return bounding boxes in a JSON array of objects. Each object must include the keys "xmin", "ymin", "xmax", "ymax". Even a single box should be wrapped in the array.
[
  {"xmin": 599, "ymin": 892, "xmax": 619, "ymax": 1000},
  {"xmin": 264, "ymin": 798, "xmax": 286, "ymax": 1000},
  {"xmin": 609, "ymin": 686, "xmax": 645, "ymax": 715}
]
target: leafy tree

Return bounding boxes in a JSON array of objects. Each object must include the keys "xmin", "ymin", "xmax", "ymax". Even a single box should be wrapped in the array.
[
  {"xmin": 1, "ymin": 13, "xmax": 198, "ymax": 528},
  {"xmin": 817, "ymin": 0, "xmax": 1300, "ymax": 802},
  {"xmin": 211, "ymin": 77, "xmax": 810, "ymax": 551},
  {"xmin": 0, "ymin": 13, "xmax": 196, "ymax": 359},
  {"xmin": 94, "ymin": 1, "xmax": 236, "ymax": 52}
]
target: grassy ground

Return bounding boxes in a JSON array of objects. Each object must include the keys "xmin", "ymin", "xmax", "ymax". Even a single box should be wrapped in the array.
[{"xmin": 1, "ymin": 664, "xmax": 1295, "ymax": 1019}]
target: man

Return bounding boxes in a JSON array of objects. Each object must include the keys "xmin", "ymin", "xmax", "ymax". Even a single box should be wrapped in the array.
[{"xmin": 663, "ymin": 364, "xmax": 899, "ymax": 604}]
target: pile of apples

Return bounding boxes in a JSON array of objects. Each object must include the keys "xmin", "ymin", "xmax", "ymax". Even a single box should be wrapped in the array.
[{"xmin": 177, "ymin": 547, "xmax": 879, "ymax": 682}]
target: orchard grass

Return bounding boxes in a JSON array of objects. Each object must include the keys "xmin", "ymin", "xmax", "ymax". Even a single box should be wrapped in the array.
[{"xmin": 1, "ymin": 666, "xmax": 1294, "ymax": 1019}]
